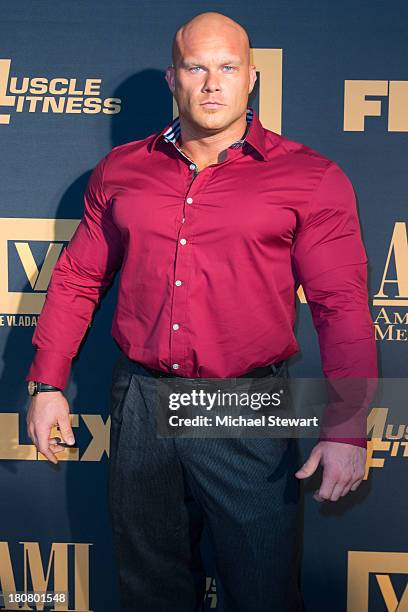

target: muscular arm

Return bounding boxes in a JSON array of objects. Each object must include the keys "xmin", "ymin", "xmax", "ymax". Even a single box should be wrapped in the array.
[
  {"xmin": 291, "ymin": 161, "xmax": 378, "ymax": 447},
  {"xmin": 25, "ymin": 154, "xmax": 123, "ymax": 390}
]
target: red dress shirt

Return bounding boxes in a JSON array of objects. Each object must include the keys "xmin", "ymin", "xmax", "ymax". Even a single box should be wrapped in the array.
[{"xmin": 26, "ymin": 108, "xmax": 378, "ymax": 446}]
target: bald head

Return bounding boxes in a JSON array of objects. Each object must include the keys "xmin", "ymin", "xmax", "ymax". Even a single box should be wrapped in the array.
[
  {"xmin": 172, "ymin": 12, "xmax": 250, "ymax": 68},
  {"xmin": 165, "ymin": 11, "xmax": 256, "ymax": 138}
]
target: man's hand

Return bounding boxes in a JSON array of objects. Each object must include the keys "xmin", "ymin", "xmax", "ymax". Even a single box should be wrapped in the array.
[
  {"xmin": 294, "ymin": 441, "xmax": 366, "ymax": 502},
  {"xmin": 26, "ymin": 392, "xmax": 75, "ymax": 464}
]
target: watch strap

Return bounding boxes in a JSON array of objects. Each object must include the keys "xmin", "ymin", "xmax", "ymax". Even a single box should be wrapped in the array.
[{"xmin": 37, "ymin": 383, "xmax": 62, "ymax": 392}]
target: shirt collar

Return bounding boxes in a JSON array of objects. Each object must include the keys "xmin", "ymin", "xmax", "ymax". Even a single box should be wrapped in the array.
[{"xmin": 150, "ymin": 106, "xmax": 267, "ymax": 160}]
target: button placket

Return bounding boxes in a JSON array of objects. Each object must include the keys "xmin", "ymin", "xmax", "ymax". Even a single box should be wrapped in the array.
[
  {"xmin": 169, "ymin": 157, "xmax": 213, "ymax": 373},
  {"xmin": 164, "ymin": 134, "xmax": 245, "ymax": 374},
  {"xmin": 170, "ymin": 177, "xmax": 195, "ymax": 372},
  {"xmin": 169, "ymin": 235, "xmax": 193, "ymax": 373}
]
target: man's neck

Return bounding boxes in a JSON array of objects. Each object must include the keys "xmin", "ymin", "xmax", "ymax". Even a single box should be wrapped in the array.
[{"xmin": 177, "ymin": 113, "xmax": 248, "ymax": 170}]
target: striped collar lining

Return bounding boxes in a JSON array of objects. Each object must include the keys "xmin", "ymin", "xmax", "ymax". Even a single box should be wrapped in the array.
[{"xmin": 162, "ymin": 107, "xmax": 254, "ymax": 148}]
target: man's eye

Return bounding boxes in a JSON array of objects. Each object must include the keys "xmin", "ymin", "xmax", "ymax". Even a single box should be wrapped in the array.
[
  {"xmin": 190, "ymin": 67, "xmax": 202, "ymax": 73},
  {"xmin": 223, "ymin": 66, "xmax": 235, "ymax": 72}
]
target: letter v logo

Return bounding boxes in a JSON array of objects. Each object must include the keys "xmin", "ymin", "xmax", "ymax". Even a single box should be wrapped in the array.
[
  {"xmin": 0, "ymin": 218, "xmax": 79, "ymax": 314},
  {"xmin": 15, "ymin": 242, "xmax": 64, "ymax": 291}
]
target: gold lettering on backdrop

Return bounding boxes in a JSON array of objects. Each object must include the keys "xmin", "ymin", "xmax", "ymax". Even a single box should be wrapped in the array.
[
  {"xmin": 372, "ymin": 222, "xmax": 408, "ymax": 341},
  {"xmin": 347, "ymin": 551, "xmax": 408, "ymax": 611},
  {"xmin": 296, "ymin": 284, "xmax": 307, "ymax": 304},
  {"xmin": 0, "ymin": 542, "xmax": 92, "ymax": 611},
  {"xmin": 0, "ymin": 413, "xmax": 111, "ymax": 462},
  {"xmin": 14, "ymin": 242, "xmax": 64, "ymax": 292},
  {"xmin": 0, "ymin": 59, "xmax": 121, "ymax": 124},
  {"xmin": 365, "ymin": 407, "xmax": 408, "ymax": 479},
  {"xmin": 0, "ymin": 218, "xmax": 79, "ymax": 315},
  {"xmin": 79, "ymin": 415, "xmax": 111, "ymax": 462},
  {"xmin": 373, "ymin": 222, "xmax": 408, "ymax": 306},
  {"xmin": 0, "ymin": 541, "xmax": 19, "ymax": 609},
  {"xmin": 249, "ymin": 48, "xmax": 282, "ymax": 135},
  {"xmin": 344, "ymin": 80, "xmax": 388, "ymax": 131},
  {"xmin": 0, "ymin": 413, "xmax": 80, "ymax": 461},
  {"xmin": 0, "ymin": 59, "xmax": 15, "ymax": 124},
  {"xmin": 344, "ymin": 80, "xmax": 408, "ymax": 132},
  {"xmin": 388, "ymin": 80, "xmax": 408, "ymax": 131}
]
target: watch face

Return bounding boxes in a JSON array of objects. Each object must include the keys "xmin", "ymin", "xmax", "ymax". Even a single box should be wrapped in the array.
[{"xmin": 27, "ymin": 381, "xmax": 37, "ymax": 395}]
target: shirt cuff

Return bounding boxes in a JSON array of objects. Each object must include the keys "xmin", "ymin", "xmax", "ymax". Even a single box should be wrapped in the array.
[
  {"xmin": 318, "ymin": 437, "xmax": 367, "ymax": 448},
  {"xmin": 25, "ymin": 350, "xmax": 72, "ymax": 391}
]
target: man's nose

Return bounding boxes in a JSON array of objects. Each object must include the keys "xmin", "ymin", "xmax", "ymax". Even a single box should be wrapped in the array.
[{"xmin": 202, "ymin": 72, "xmax": 221, "ymax": 92}]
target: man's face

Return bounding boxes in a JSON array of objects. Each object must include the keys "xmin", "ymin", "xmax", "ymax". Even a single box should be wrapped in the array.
[{"xmin": 166, "ymin": 29, "xmax": 257, "ymax": 133}]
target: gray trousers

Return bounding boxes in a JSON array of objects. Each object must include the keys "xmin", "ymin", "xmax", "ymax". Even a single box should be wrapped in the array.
[{"xmin": 107, "ymin": 350, "xmax": 304, "ymax": 612}]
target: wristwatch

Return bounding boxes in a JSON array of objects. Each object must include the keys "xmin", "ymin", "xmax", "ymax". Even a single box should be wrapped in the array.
[{"xmin": 27, "ymin": 381, "xmax": 62, "ymax": 396}]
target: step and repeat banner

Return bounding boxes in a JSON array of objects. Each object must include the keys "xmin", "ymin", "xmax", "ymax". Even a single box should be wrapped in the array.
[{"xmin": 0, "ymin": 2, "xmax": 407, "ymax": 611}]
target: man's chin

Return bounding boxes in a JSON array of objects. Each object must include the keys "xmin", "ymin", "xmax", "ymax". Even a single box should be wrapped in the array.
[{"xmin": 194, "ymin": 108, "xmax": 229, "ymax": 130}]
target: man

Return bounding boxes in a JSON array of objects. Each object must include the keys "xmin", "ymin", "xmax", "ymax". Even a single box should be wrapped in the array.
[{"xmin": 26, "ymin": 11, "xmax": 378, "ymax": 612}]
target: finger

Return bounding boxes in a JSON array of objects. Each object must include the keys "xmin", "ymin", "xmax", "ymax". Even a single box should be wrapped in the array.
[
  {"xmin": 313, "ymin": 473, "xmax": 337, "ymax": 502},
  {"xmin": 37, "ymin": 428, "xmax": 58, "ymax": 464},
  {"xmin": 49, "ymin": 437, "xmax": 68, "ymax": 453},
  {"xmin": 350, "ymin": 478, "xmax": 363, "ymax": 491},
  {"xmin": 340, "ymin": 480, "xmax": 353, "ymax": 497},
  {"xmin": 39, "ymin": 447, "xmax": 58, "ymax": 463},
  {"xmin": 50, "ymin": 443, "xmax": 67, "ymax": 454},
  {"xmin": 27, "ymin": 425, "xmax": 38, "ymax": 447},
  {"xmin": 295, "ymin": 448, "xmax": 322, "ymax": 479},
  {"xmin": 29, "ymin": 426, "xmax": 40, "ymax": 450},
  {"xmin": 329, "ymin": 481, "xmax": 349, "ymax": 501},
  {"xmin": 57, "ymin": 416, "xmax": 75, "ymax": 445}
]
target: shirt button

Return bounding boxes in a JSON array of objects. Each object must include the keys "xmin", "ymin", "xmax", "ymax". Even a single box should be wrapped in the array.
[
  {"xmin": 180, "ymin": 238, "xmax": 187, "ymax": 245},
  {"xmin": 175, "ymin": 280, "xmax": 182, "ymax": 286},
  {"xmin": 172, "ymin": 323, "xmax": 180, "ymax": 330},
  {"xmin": 172, "ymin": 363, "xmax": 180, "ymax": 369},
  {"xmin": 186, "ymin": 197, "xmax": 193, "ymax": 204},
  {"xmin": 181, "ymin": 217, "xmax": 185, "ymax": 223},
  {"xmin": 189, "ymin": 163, "xmax": 196, "ymax": 171}
]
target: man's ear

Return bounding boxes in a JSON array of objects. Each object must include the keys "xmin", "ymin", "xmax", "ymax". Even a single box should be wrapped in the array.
[
  {"xmin": 165, "ymin": 65, "xmax": 176, "ymax": 95},
  {"xmin": 248, "ymin": 65, "xmax": 257, "ymax": 95}
]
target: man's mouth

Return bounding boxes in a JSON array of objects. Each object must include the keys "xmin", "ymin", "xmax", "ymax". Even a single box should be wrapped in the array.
[{"xmin": 200, "ymin": 102, "xmax": 225, "ymax": 108}]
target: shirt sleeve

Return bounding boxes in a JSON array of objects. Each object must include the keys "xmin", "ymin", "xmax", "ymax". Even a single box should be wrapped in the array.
[
  {"xmin": 25, "ymin": 154, "xmax": 123, "ymax": 390},
  {"xmin": 291, "ymin": 161, "xmax": 378, "ymax": 448}
]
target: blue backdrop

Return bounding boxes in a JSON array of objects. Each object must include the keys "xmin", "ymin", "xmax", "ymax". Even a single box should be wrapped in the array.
[{"xmin": 1, "ymin": 2, "xmax": 407, "ymax": 610}]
